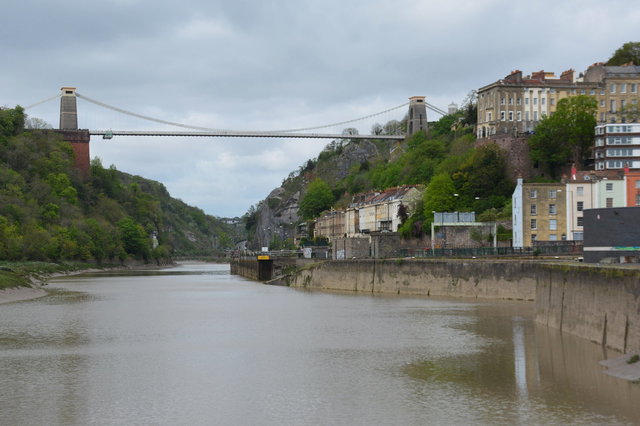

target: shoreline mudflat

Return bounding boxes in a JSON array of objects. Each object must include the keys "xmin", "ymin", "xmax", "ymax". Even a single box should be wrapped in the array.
[{"xmin": 0, "ymin": 286, "xmax": 48, "ymax": 304}]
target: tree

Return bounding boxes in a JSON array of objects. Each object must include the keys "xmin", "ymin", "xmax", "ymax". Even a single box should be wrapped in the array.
[
  {"xmin": 452, "ymin": 143, "xmax": 512, "ymax": 211},
  {"xmin": 620, "ymin": 103, "xmax": 640, "ymax": 123},
  {"xmin": 397, "ymin": 203, "xmax": 408, "ymax": 225},
  {"xmin": 0, "ymin": 106, "xmax": 25, "ymax": 139},
  {"xmin": 422, "ymin": 173, "xmax": 458, "ymax": 222},
  {"xmin": 25, "ymin": 116, "xmax": 52, "ymax": 129},
  {"xmin": 528, "ymin": 95, "xmax": 597, "ymax": 178},
  {"xmin": 606, "ymin": 42, "xmax": 640, "ymax": 66},
  {"xmin": 118, "ymin": 217, "xmax": 150, "ymax": 260},
  {"xmin": 299, "ymin": 178, "xmax": 334, "ymax": 220}
]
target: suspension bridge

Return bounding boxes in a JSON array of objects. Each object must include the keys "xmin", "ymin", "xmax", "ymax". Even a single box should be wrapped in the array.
[
  {"xmin": 24, "ymin": 87, "xmax": 447, "ymax": 175},
  {"xmin": 27, "ymin": 87, "xmax": 447, "ymax": 140}
]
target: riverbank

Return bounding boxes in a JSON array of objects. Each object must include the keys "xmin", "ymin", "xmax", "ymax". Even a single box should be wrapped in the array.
[{"xmin": 0, "ymin": 261, "xmax": 176, "ymax": 305}]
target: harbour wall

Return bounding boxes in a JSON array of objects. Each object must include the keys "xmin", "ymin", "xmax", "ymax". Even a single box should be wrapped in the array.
[{"xmin": 271, "ymin": 259, "xmax": 640, "ymax": 354}]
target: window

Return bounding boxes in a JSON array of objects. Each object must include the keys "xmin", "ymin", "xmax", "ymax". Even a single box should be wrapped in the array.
[
  {"xmin": 577, "ymin": 216, "xmax": 584, "ymax": 227},
  {"xmin": 500, "ymin": 111, "xmax": 506, "ymax": 121},
  {"xmin": 517, "ymin": 98, "xmax": 521, "ymax": 105},
  {"xmin": 632, "ymin": 83, "xmax": 638, "ymax": 94},
  {"xmin": 600, "ymin": 99, "xmax": 605, "ymax": 107},
  {"xmin": 611, "ymin": 99, "xmax": 617, "ymax": 112},
  {"xmin": 530, "ymin": 204, "xmax": 537, "ymax": 215},
  {"xmin": 517, "ymin": 111, "xmax": 522, "ymax": 121},
  {"xmin": 501, "ymin": 97, "xmax": 505, "ymax": 105},
  {"xmin": 487, "ymin": 111, "xmax": 492, "ymax": 121},
  {"xmin": 549, "ymin": 219, "xmax": 557, "ymax": 231},
  {"xmin": 549, "ymin": 204, "xmax": 556, "ymax": 214},
  {"xmin": 508, "ymin": 111, "xmax": 513, "ymax": 121},
  {"xmin": 607, "ymin": 148, "xmax": 633, "ymax": 156},
  {"xmin": 549, "ymin": 234, "xmax": 557, "ymax": 241},
  {"xmin": 533, "ymin": 98, "xmax": 538, "ymax": 106},
  {"xmin": 534, "ymin": 111, "xmax": 538, "ymax": 121},
  {"xmin": 580, "ymin": 89, "xmax": 586, "ymax": 95},
  {"xmin": 577, "ymin": 201, "xmax": 583, "ymax": 211},
  {"xmin": 576, "ymin": 186, "xmax": 584, "ymax": 196},
  {"xmin": 529, "ymin": 189, "xmax": 537, "ymax": 199},
  {"xmin": 606, "ymin": 198, "xmax": 613, "ymax": 208},
  {"xmin": 600, "ymin": 89, "xmax": 605, "ymax": 95},
  {"xmin": 636, "ymin": 194, "xmax": 640, "ymax": 206},
  {"xmin": 526, "ymin": 111, "xmax": 530, "ymax": 121},
  {"xmin": 548, "ymin": 190, "xmax": 557, "ymax": 199},
  {"xmin": 573, "ymin": 231, "xmax": 584, "ymax": 240},
  {"xmin": 590, "ymin": 89, "xmax": 595, "ymax": 95},
  {"xmin": 606, "ymin": 183, "xmax": 613, "ymax": 191},
  {"xmin": 531, "ymin": 219, "xmax": 537, "ymax": 230},
  {"xmin": 550, "ymin": 98, "xmax": 555, "ymax": 106},
  {"xmin": 610, "ymin": 83, "xmax": 616, "ymax": 93},
  {"xmin": 620, "ymin": 83, "xmax": 627, "ymax": 93},
  {"xmin": 607, "ymin": 136, "xmax": 632, "ymax": 145},
  {"xmin": 525, "ymin": 98, "xmax": 529, "ymax": 105},
  {"xmin": 531, "ymin": 234, "xmax": 537, "ymax": 243},
  {"xmin": 509, "ymin": 97, "xmax": 513, "ymax": 105},
  {"xmin": 541, "ymin": 98, "xmax": 546, "ymax": 105},
  {"xmin": 635, "ymin": 180, "xmax": 640, "ymax": 189}
]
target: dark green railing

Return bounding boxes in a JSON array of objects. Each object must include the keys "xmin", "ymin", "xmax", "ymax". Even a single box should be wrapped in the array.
[{"xmin": 398, "ymin": 243, "xmax": 583, "ymax": 258}]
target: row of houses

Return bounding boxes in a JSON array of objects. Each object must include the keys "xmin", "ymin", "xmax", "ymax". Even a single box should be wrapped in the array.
[
  {"xmin": 314, "ymin": 186, "xmax": 423, "ymax": 240},
  {"xmin": 477, "ymin": 63, "xmax": 640, "ymax": 139},
  {"xmin": 512, "ymin": 169, "xmax": 640, "ymax": 247}
]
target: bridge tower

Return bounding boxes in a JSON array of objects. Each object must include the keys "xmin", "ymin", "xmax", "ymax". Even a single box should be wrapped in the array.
[
  {"xmin": 60, "ymin": 87, "xmax": 78, "ymax": 129},
  {"xmin": 407, "ymin": 96, "xmax": 428, "ymax": 135},
  {"xmin": 56, "ymin": 87, "xmax": 91, "ymax": 177}
]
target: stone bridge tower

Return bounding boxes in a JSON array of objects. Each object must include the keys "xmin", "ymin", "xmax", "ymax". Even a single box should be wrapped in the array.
[
  {"xmin": 407, "ymin": 96, "xmax": 428, "ymax": 135},
  {"xmin": 56, "ymin": 87, "xmax": 90, "ymax": 177}
]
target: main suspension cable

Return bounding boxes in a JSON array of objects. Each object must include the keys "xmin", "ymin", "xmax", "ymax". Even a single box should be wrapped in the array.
[
  {"xmin": 24, "ymin": 93, "xmax": 61, "ymax": 110},
  {"xmin": 76, "ymin": 92, "xmax": 410, "ymax": 134}
]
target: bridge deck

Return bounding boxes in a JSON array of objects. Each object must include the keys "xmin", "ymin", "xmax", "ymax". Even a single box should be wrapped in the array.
[{"xmin": 89, "ymin": 130, "xmax": 406, "ymax": 140}]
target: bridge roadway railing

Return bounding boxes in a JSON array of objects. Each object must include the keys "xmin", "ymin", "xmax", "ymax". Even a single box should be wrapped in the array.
[{"xmin": 89, "ymin": 130, "xmax": 406, "ymax": 140}]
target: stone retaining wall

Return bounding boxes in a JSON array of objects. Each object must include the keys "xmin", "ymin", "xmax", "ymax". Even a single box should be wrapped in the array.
[{"xmin": 283, "ymin": 259, "xmax": 640, "ymax": 353}]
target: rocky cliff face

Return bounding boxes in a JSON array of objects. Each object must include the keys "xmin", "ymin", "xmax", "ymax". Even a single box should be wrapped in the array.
[{"xmin": 249, "ymin": 139, "xmax": 394, "ymax": 249}]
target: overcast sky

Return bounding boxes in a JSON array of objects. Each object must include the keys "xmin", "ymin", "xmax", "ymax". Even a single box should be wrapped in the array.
[{"xmin": 2, "ymin": 0, "xmax": 639, "ymax": 217}]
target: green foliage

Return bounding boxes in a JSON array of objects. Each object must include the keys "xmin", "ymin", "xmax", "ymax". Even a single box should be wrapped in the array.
[
  {"xmin": 529, "ymin": 95, "xmax": 597, "ymax": 178},
  {"xmin": 118, "ymin": 217, "xmax": 151, "ymax": 260},
  {"xmin": 452, "ymin": 143, "xmax": 513, "ymax": 211},
  {"xmin": 606, "ymin": 42, "xmax": 640, "ymax": 66},
  {"xmin": 398, "ymin": 208, "xmax": 426, "ymax": 239},
  {"xmin": 422, "ymin": 173, "xmax": 458, "ymax": 222},
  {"xmin": 0, "ymin": 107, "xmax": 238, "ymax": 263},
  {"xmin": 0, "ymin": 106, "xmax": 25, "ymax": 140},
  {"xmin": 300, "ymin": 178, "xmax": 335, "ymax": 220}
]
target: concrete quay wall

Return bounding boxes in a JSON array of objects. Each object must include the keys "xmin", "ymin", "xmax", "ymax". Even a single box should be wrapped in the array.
[
  {"xmin": 284, "ymin": 259, "xmax": 640, "ymax": 354},
  {"xmin": 230, "ymin": 258, "xmax": 260, "ymax": 281}
]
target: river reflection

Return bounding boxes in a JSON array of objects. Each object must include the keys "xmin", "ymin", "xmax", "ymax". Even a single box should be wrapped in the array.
[{"xmin": 0, "ymin": 262, "xmax": 638, "ymax": 425}]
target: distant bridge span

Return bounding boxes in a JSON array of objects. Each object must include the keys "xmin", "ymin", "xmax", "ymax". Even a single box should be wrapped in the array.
[
  {"xmin": 89, "ymin": 130, "xmax": 406, "ymax": 140},
  {"xmin": 26, "ymin": 87, "xmax": 444, "ymax": 176}
]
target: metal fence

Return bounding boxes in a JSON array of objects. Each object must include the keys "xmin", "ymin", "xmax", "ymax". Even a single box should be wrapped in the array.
[{"xmin": 398, "ymin": 243, "xmax": 583, "ymax": 258}]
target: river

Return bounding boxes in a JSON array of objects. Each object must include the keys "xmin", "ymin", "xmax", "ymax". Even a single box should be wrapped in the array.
[{"xmin": 1, "ymin": 262, "xmax": 638, "ymax": 425}]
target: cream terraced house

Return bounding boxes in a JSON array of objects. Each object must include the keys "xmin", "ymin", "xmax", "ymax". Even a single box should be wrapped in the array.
[{"xmin": 478, "ymin": 64, "xmax": 640, "ymax": 140}]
